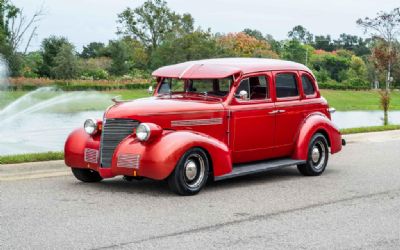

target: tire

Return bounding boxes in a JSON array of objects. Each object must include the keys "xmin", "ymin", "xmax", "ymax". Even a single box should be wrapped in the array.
[
  {"xmin": 168, "ymin": 148, "xmax": 210, "ymax": 196},
  {"xmin": 71, "ymin": 168, "xmax": 103, "ymax": 182},
  {"xmin": 297, "ymin": 133, "xmax": 329, "ymax": 176}
]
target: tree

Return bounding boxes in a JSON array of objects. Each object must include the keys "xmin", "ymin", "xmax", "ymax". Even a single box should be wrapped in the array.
[
  {"xmin": 288, "ymin": 25, "xmax": 313, "ymax": 44},
  {"xmin": 151, "ymin": 29, "xmax": 217, "ymax": 68},
  {"xmin": 52, "ymin": 43, "xmax": 79, "ymax": 79},
  {"xmin": 357, "ymin": 7, "xmax": 400, "ymax": 89},
  {"xmin": 117, "ymin": 0, "xmax": 194, "ymax": 52},
  {"xmin": 217, "ymin": 32, "xmax": 278, "ymax": 58},
  {"xmin": 314, "ymin": 35, "xmax": 334, "ymax": 51},
  {"xmin": 0, "ymin": 0, "xmax": 43, "ymax": 76},
  {"xmin": 242, "ymin": 28, "xmax": 265, "ymax": 41},
  {"xmin": 21, "ymin": 51, "xmax": 42, "ymax": 77},
  {"xmin": 282, "ymin": 40, "xmax": 312, "ymax": 65},
  {"xmin": 39, "ymin": 36, "xmax": 70, "ymax": 77},
  {"xmin": 80, "ymin": 42, "xmax": 106, "ymax": 58}
]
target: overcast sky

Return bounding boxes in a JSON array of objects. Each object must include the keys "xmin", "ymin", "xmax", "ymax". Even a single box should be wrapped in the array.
[{"xmin": 13, "ymin": 0, "xmax": 400, "ymax": 52}]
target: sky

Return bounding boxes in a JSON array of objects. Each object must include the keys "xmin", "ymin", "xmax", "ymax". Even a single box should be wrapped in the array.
[{"xmin": 13, "ymin": 0, "xmax": 400, "ymax": 52}]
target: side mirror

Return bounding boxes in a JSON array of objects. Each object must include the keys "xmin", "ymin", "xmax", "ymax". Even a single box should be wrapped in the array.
[
  {"xmin": 147, "ymin": 86, "xmax": 153, "ymax": 95},
  {"xmin": 238, "ymin": 90, "xmax": 248, "ymax": 100}
]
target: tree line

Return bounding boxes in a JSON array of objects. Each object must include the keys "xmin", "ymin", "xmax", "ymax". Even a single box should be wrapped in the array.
[{"xmin": 1, "ymin": 0, "xmax": 400, "ymax": 89}]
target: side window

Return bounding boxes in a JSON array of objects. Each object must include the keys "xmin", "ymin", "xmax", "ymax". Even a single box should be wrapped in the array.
[
  {"xmin": 275, "ymin": 73, "xmax": 299, "ymax": 98},
  {"xmin": 235, "ymin": 76, "xmax": 269, "ymax": 101},
  {"xmin": 235, "ymin": 78, "xmax": 250, "ymax": 100},
  {"xmin": 301, "ymin": 75, "xmax": 316, "ymax": 96}
]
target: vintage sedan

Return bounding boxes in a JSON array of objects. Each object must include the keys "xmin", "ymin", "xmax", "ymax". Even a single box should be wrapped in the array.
[{"xmin": 65, "ymin": 58, "xmax": 345, "ymax": 195}]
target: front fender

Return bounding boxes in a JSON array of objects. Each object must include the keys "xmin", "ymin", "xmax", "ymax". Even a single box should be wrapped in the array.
[
  {"xmin": 112, "ymin": 130, "xmax": 232, "ymax": 180},
  {"xmin": 64, "ymin": 128, "xmax": 101, "ymax": 171},
  {"xmin": 292, "ymin": 113, "xmax": 342, "ymax": 160}
]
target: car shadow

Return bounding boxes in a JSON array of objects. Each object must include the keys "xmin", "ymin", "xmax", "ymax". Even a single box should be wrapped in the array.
[{"xmin": 69, "ymin": 167, "xmax": 338, "ymax": 197}]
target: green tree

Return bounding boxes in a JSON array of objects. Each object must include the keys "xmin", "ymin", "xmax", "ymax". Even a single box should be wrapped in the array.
[
  {"xmin": 117, "ymin": 0, "xmax": 194, "ymax": 52},
  {"xmin": 288, "ymin": 25, "xmax": 313, "ymax": 44},
  {"xmin": 80, "ymin": 42, "xmax": 106, "ymax": 58},
  {"xmin": 357, "ymin": 7, "xmax": 400, "ymax": 89},
  {"xmin": 39, "ymin": 36, "xmax": 70, "ymax": 77},
  {"xmin": 282, "ymin": 40, "xmax": 310, "ymax": 65},
  {"xmin": 52, "ymin": 43, "xmax": 79, "ymax": 79},
  {"xmin": 21, "ymin": 51, "xmax": 42, "ymax": 77},
  {"xmin": 242, "ymin": 28, "xmax": 265, "ymax": 41},
  {"xmin": 151, "ymin": 30, "xmax": 217, "ymax": 68}
]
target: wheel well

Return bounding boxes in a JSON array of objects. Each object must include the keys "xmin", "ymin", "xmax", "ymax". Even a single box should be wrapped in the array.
[{"xmin": 315, "ymin": 129, "xmax": 331, "ymax": 147}]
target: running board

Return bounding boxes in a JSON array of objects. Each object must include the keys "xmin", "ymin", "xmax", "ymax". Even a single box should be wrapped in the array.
[{"xmin": 214, "ymin": 158, "xmax": 306, "ymax": 181}]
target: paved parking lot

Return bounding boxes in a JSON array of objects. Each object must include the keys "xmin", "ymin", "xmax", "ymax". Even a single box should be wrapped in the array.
[{"xmin": 1, "ymin": 131, "xmax": 400, "ymax": 249}]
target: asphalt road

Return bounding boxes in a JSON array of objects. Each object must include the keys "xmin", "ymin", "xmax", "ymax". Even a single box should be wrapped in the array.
[{"xmin": 1, "ymin": 131, "xmax": 400, "ymax": 249}]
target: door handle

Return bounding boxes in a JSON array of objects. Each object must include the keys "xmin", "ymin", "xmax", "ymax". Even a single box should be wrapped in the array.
[{"xmin": 269, "ymin": 110, "xmax": 286, "ymax": 115}]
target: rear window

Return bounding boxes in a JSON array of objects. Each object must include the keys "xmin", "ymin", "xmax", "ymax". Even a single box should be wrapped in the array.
[
  {"xmin": 301, "ymin": 75, "xmax": 316, "ymax": 96},
  {"xmin": 275, "ymin": 73, "xmax": 299, "ymax": 98}
]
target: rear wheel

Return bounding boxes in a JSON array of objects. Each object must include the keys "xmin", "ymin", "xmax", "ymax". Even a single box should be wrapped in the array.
[
  {"xmin": 71, "ymin": 168, "xmax": 103, "ymax": 182},
  {"xmin": 168, "ymin": 148, "xmax": 209, "ymax": 196},
  {"xmin": 297, "ymin": 133, "xmax": 329, "ymax": 176}
]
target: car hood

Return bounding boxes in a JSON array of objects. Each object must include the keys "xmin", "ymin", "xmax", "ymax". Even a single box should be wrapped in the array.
[{"xmin": 105, "ymin": 97, "xmax": 225, "ymax": 119}]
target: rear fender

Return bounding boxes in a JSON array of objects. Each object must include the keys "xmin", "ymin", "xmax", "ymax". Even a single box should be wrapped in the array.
[
  {"xmin": 112, "ymin": 130, "xmax": 232, "ymax": 180},
  {"xmin": 292, "ymin": 113, "xmax": 342, "ymax": 160}
]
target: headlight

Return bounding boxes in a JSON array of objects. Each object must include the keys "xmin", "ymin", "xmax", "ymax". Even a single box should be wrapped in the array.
[
  {"xmin": 136, "ymin": 123, "xmax": 151, "ymax": 141},
  {"xmin": 84, "ymin": 118, "xmax": 98, "ymax": 135}
]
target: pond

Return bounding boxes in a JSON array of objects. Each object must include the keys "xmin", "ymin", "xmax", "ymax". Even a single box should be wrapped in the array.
[{"xmin": 0, "ymin": 89, "xmax": 399, "ymax": 156}]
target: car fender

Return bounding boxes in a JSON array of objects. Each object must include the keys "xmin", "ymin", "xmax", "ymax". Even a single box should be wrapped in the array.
[
  {"xmin": 64, "ymin": 128, "xmax": 101, "ymax": 170},
  {"xmin": 111, "ymin": 130, "xmax": 232, "ymax": 180},
  {"xmin": 292, "ymin": 113, "xmax": 342, "ymax": 160}
]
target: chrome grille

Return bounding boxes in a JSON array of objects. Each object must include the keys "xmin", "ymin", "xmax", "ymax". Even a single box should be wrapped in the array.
[{"xmin": 100, "ymin": 118, "xmax": 139, "ymax": 168}]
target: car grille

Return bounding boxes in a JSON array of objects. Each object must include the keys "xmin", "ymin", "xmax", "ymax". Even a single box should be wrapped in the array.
[{"xmin": 100, "ymin": 118, "xmax": 139, "ymax": 168}]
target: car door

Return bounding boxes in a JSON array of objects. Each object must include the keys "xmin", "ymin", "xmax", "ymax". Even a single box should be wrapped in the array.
[
  {"xmin": 229, "ymin": 73, "xmax": 276, "ymax": 163},
  {"xmin": 273, "ymin": 71, "xmax": 305, "ymax": 157}
]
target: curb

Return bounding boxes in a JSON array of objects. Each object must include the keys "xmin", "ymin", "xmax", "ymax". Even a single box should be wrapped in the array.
[{"xmin": 0, "ymin": 160, "xmax": 70, "ymax": 181}]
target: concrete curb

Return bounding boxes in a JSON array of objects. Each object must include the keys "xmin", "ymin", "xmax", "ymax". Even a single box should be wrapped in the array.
[{"xmin": 0, "ymin": 160, "xmax": 70, "ymax": 181}]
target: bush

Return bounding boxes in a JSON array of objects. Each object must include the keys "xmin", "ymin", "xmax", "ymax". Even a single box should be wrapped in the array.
[
  {"xmin": 80, "ymin": 69, "xmax": 109, "ymax": 80},
  {"xmin": 318, "ymin": 81, "xmax": 369, "ymax": 90}
]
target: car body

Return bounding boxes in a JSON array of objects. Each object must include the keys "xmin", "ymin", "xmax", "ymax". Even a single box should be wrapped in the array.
[{"xmin": 65, "ymin": 58, "xmax": 344, "ymax": 195}]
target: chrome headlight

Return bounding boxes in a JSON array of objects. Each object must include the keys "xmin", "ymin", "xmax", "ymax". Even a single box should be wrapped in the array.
[
  {"xmin": 136, "ymin": 123, "xmax": 151, "ymax": 141},
  {"xmin": 84, "ymin": 118, "xmax": 98, "ymax": 135}
]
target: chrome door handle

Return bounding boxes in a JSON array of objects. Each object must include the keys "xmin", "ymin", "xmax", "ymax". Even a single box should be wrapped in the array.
[{"xmin": 269, "ymin": 110, "xmax": 286, "ymax": 115}]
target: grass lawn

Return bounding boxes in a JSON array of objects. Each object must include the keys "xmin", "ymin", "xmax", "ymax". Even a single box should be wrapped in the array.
[{"xmin": 320, "ymin": 89, "xmax": 400, "ymax": 111}]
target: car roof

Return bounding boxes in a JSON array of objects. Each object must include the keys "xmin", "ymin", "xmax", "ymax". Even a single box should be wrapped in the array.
[{"xmin": 152, "ymin": 58, "xmax": 312, "ymax": 79}]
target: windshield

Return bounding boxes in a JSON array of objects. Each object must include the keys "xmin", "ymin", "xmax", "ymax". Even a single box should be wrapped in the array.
[{"xmin": 158, "ymin": 77, "xmax": 233, "ymax": 97}]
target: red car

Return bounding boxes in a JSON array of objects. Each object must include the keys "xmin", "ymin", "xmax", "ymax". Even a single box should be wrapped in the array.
[{"xmin": 65, "ymin": 58, "xmax": 344, "ymax": 195}]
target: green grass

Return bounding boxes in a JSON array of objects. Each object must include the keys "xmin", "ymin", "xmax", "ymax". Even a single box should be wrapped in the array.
[
  {"xmin": 340, "ymin": 125, "xmax": 400, "ymax": 135},
  {"xmin": 320, "ymin": 89, "xmax": 400, "ymax": 111},
  {"xmin": 0, "ymin": 151, "xmax": 64, "ymax": 165}
]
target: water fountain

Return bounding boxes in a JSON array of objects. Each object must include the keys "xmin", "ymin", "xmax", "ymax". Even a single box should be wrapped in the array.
[{"xmin": 0, "ymin": 59, "xmax": 112, "ymax": 156}]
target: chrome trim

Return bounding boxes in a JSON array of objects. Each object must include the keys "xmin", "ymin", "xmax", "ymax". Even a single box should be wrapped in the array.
[
  {"xmin": 117, "ymin": 154, "xmax": 140, "ymax": 169},
  {"xmin": 84, "ymin": 148, "xmax": 99, "ymax": 164},
  {"xmin": 328, "ymin": 107, "xmax": 336, "ymax": 113},
  {"xmin": 171, "ymin": 118, "xmax": 223, "ymax": 127}
]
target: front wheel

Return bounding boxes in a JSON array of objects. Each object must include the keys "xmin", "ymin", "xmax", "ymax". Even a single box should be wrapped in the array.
[
  {"xmin": 71, "ymin": 168, "xmax": 103, "ymax": 182},
  {"xmin": 297, "ymin": 133, "xmax": 329, "ymax": 176},
  {"xmin": 168, "ymin": 148, "xmax": 210, "ymax": 196}
]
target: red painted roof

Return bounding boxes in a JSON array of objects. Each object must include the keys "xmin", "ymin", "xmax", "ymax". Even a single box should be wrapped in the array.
[{"xmin": 152, "ymin": 58, "xmax": 311, "ymax": 79}]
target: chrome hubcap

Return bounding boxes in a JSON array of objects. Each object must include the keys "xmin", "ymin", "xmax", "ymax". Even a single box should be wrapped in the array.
[
  {"xmin": 183, "ymin": 154, "xmax": 205, "ymax": 188},
  {"xmin": 311, "ymin": 141, "xmax": 326, "ymax": 170},
  {"xmin": 185, "ymin": 160, "xmax": 198, "ymax": 181},
  {"xmin": 311, "ymin": 147, "xmax": 320, "ymax": 163}
]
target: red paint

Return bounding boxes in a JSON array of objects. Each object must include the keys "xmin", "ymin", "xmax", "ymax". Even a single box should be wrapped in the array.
[{"xmin": 64, "ymin": 58, "xmax": 343, "ymax": 180}]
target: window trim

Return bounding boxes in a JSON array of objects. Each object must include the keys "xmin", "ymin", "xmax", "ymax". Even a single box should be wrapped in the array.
[
  {"xmin": 300, "ymin": 72, "xmax": 318, "ymax": 98},
  {"xmin": 273, "ymin": 71, "xmax": 301, "ymax": 102},
  {"xmin": 231, "ymin": 73, "xmax": 272, "ymax": 105}
]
